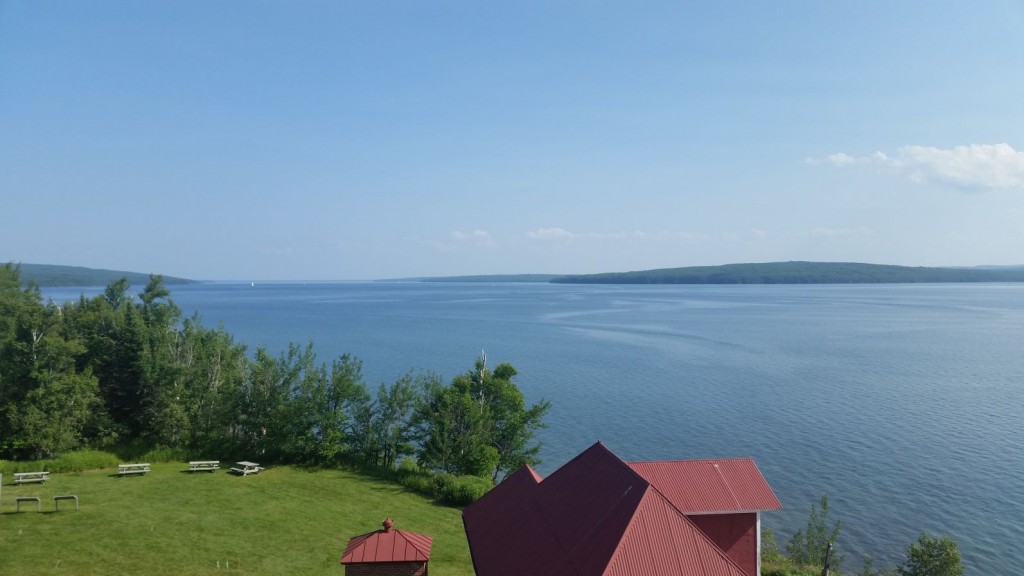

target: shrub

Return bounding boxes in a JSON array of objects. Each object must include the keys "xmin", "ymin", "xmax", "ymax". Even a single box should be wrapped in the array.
[
  {"xmin": 433, "ymin": 473, "xmax": 492, "ymax": 506},
  {"xmin": 0, "ymin": 450, "xmax": 120, "ymax": 474},
  {"xmin": 140, "ymin": 445, "xmax": 190, "ymax": 463},
  {"xmin": 51, "ymin": 450, "xmax": 121, "ymax": 472},
  {"xmin": 787, "ymin": 494, "xmax": 844, "ymax": 571},
  {"xmin": 399, "ymin": 472, "xmax": 436, "ymax": 497},
  {"xmin": 898, "ymin": 533, "xmax": 963, "ymax": 576}
]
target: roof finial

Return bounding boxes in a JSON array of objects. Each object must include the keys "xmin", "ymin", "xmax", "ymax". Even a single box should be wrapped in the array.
[{"xmin": 383, "ymin": 518, "xmax": 394, "ymax": 532}]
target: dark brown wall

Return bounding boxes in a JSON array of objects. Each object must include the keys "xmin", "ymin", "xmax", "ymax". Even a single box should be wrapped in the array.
[
  {"xmin": 345, "ymin": 561, "xmax": 427, "ymax": 576},
  {"xmin": 689, "ymin": 513, "xmax": 758, "ymax": 576}
]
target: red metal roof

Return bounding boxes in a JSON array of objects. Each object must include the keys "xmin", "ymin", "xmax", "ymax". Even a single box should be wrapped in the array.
[
  {"xmin": 605, "ymin": 490, "xmax": 749, "ymax": 576},
  {"xmin": 340, "ymin": 519, "xmax": 432, "ymax": 564},
  {"xmin": 462, "ymin": 442, "xmax": 756, "ymax": 576},
  {"xmin": 628, "ymin": 458, "xmax": 782, "ymax": 514}
]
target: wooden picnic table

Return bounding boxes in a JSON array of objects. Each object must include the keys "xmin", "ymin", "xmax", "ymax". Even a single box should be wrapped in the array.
[
  {"xmin": 14, "ymin": 471, "xmax": 49, "ymax": 485},
  {"xmin": 118, "ymin": 463, "xmax": 150, "ymax": 476},
  {"xmin": 188, "ymin": 460, "xmax": 220, "ymax": 473},
  {"xmin": 230, "ymin": 461, "xmax": 262, "ymax": 476}
]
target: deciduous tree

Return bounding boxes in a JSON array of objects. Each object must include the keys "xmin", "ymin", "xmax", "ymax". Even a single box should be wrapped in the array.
[{"xmin": 898, "ymin": 533, "xmax": 963, "ymax": 576}]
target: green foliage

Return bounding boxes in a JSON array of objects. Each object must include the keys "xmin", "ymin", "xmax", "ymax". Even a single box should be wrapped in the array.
[
  {"xmin": 762, "ymin": 527, "xmax": 783, "ymax": 564},
  {"xmin": 140, "ymin": 445, "xmax": 191, "ymax": 463},
  {"xmin": 786, "ymin": 494, "xmax": 845, "ymax": 572},
  {"xmin": 761, "ymin": 568, "xmax": 821, "ymax": 576},
  {"xmin": 0, "ymin": 271, "xmax": 540, "ymax": 511},
  {"xmin": 433, "ymin": 473, "xmax": 494, "ymax": 506},
  {"xmin": 898, "ymin": 533, "xmax": 964, "ymax": 576},
  {"xmin": 0, "ymin": 449, "xmax": 121, "ymax": 474},
  {"xmin": 399, "ymin": 473, "xmax": 436, "ymax": 497},
  {"xmin": 416, "ymin": 355, "xmax": 549, "ymax": 481}
]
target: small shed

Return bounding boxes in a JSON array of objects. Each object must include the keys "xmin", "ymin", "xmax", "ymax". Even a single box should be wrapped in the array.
[{"xmin": 340, "ymin": 518, "xmax": 433, "ymax": 576}]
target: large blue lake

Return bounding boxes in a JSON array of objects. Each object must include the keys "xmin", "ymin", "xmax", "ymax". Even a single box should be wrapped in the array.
[{"xmin": 45, "ymin": 282, "xmax": 1024, "ymax": 574}]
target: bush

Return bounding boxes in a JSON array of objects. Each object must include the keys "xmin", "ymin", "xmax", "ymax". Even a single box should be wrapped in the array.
[
  {"xmin": 898, "ymin": 533, "xmax": 963, "ymax": 576},
  {"xmin": 433, "ymin": 473, "xmax": 493, "ymax": 506},
  {"xmin": 51, "ymin": 450, "xmax": 121, "ymax": 472},
  {"xmin": 399, "ymin": 472, "xmax": 436, "ymax": 496},
  {"xmin": 139, "ymin": 446, "xmax": 190, "ymax": 463},
  {"xmin": 0, "ymin": 450, "xmax": 120, "ymax": 474},
  {"xmin": 761, "ymin": 568, "xmax": 819, "ymax": 576},
  {"xmin": 787, "ymin": 494, "xmax": 844, "ymax": 571}
]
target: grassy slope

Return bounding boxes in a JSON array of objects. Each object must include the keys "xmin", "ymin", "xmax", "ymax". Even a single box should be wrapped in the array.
[{"xmin": 0, "ymin": 464, "xmax": 473, "ymax": 576}]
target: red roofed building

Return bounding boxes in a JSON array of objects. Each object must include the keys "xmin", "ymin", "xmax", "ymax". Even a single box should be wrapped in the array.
[
  {"xmin": 341, "ymin": 518, "xmax": 433, "ymax": 576},
  {"xmin": 462, "ymin": 442, "xmax": 781, "ymax": 576},
  {"xmin": 629, "ymin": 458, "xmax": 782, "ymax": 576}
]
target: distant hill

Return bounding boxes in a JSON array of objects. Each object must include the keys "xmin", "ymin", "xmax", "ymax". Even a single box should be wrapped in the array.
[
  {"xmin": 13, "ymin": 263, "xmax": 197, "ymax": 287},
  {"xmin": 551, "ymin": 261, "xmax": 1024, "ymax": 284}
]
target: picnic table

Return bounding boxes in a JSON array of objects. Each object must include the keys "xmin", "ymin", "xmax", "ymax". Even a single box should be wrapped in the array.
[
  {"xmin": 118, "ymin": 463, "xmax": 150, "ymax": 476},
  {"xmin": 230, "ymin": 461, "xmax": 262, "ymax": 476},
  {"xmin": 188, "ymin": 460, "xmax": 220, "ymax": 473},
  {"xmin": 13, "ymin": 471, "xmax": 49, "ymax": 485}
]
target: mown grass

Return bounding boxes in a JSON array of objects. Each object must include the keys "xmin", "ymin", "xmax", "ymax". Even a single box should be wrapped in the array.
[{"xmin": 0, "ymin": 463, "xmax": 474, "ymax": 575}]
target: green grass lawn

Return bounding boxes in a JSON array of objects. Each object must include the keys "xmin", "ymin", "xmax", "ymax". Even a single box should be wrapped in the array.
[{"xmin": 0, "ymin": 464, "xmax": 474, "ymax": 575}]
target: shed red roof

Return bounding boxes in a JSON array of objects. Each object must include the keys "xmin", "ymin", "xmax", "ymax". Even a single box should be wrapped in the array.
[
  {"xmin": 462, "ymin": 442, "xmax": 754, "ymax": 576},
  {"xmin": 628, "ymin": 458, "xmax": 782, "ymax": 514},
  {"xmin": 340, "ymin": 519, "xmax": 432, "ymax": 564}
]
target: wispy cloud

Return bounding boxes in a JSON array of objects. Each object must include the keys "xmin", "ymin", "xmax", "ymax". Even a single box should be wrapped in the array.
[
  {"xmin": 810, "ymin": 143, "xmax": 1024, "ymax": 191},
  {"xmin": 527, "ymin": 227, "xmax": 576, "ymax": 240},
  {"xmin": 450, "ymin": 229, "xmax": 495, "ymax": 247},
  {"xmin": 526, "ymin": 228, "xmax": 650, "ymax": 242},
  {"xmin": 806, "ymin": 227, "xmax": 873, "ymax": 238}
]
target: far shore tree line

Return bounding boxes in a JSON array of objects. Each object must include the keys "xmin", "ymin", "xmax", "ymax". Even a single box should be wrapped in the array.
[{"xmin": 0, "ymin": 264, "xmax": 550, "ymax": 501}]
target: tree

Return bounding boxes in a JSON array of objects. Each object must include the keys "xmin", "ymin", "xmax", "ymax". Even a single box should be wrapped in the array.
[
  {"xmin": 0, "ymin": 264, "xmax": 104, "ymax": 458},
  {"xmin": 786, "ymin": 494, "xmax": 845, "ymax": 571},
  {"xmin": 898, "ymin": 533, "xmax": 963, "ymax": 576},
  {"xmin": 351, "ymin": 373, "xmax": 422, "ymax": 469},
  {"xmin": 415, "ymin": 372, "xmax": 499, "ymax": 477},
  {"xmin": 416, "ymin": 355, "xmax": 549, "ymax": 480},
  {"xmin": 465, "ymin": 359, "xmax": 550, "ymax": 481},
  {"xmin": 760, "ymin": 527, "xmax": 782, "ymax": 565}
]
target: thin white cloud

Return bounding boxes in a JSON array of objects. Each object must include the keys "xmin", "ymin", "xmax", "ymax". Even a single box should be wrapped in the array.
[
  {"xmin": 806, "ymin": 227, "xmax": 873, "ymax": 238},
  {"xmin": 527, "ymin": 227, "xmax": 576, "ymax": 240},
  {"xmin": 813, "ymin": 143, "xmax": 1024, "ymax": 191},
  {"xmin": 826, "ymin": 152, "xmax": 860, "ymax": 167},
  {"xmin": 525, "ymin": 228, "xmax": 652, "ymax": 242},
  {"xmin": 451, "ymin": 229, "xmax": 495, "ymax": 247}
]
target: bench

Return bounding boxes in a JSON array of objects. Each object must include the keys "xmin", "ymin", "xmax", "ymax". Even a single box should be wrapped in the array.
[
  {"xmin": 188, "ymin": 460, "xmax": 220, "ymax": 473},
  {"xmin": 13, "ymin": 471, "xmax": 49, "ymax": 485},
  {"xmin": 118, "ymin": 463, "xmax": 150, "ymax": 476},
  {"xmin": 230, "ymin": 461, "xmax": 262, "ymax": 476},
  {"xmin": 16, "ymin": 496, "xmax": 41, "ymax": 512},
  {"xmin": 54, "ymin": 495, "xmax": 79, "ymax": 511}
]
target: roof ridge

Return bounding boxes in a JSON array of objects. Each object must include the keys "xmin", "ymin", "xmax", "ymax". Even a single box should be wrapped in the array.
[{"xmin": 628, "ymin": 456, "xmax": 755, "ymax": 464}]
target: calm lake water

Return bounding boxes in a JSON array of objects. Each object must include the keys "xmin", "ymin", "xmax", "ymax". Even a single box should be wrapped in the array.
[{"xmin": 44, "ymin": 282, "xmax": 1024, "ymax": 574}]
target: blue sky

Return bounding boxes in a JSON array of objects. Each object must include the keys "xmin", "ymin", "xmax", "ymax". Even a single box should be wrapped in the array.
[{"xmin": 2, "ymin": 1, "xmax": 1023, "ymax": 280}]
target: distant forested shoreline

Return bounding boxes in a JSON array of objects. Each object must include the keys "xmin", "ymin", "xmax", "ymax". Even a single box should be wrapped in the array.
[
  {"xmin": 549, "ymin": 261, "xmax": 1024, "ymax": 284},
  {"xmin": 16, "ymin": 263, "xmax": 196, "ymax": 287},
  {"xmin": 12, "ymin": 260, "xmax": 1024, "ymax": 287}
]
